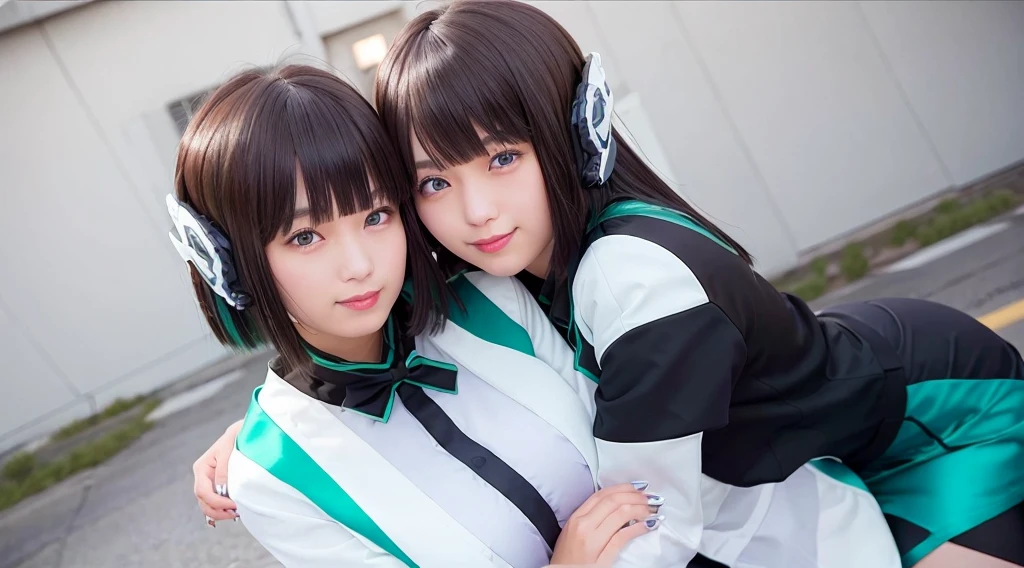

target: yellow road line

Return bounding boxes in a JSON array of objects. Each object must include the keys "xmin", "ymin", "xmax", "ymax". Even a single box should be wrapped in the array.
[{"xmin": 978, "ymin": 298, "xmax": 1024, "ymax": 331}]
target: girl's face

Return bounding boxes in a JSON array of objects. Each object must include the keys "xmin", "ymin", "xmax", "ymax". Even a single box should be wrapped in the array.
[
  {"xmin": 265, "ymin": 174, "xmax": 407, "ymax": 352},
  {"xmin": 412, "ymin": 130, "xmax": 554, "ymax": 278}
]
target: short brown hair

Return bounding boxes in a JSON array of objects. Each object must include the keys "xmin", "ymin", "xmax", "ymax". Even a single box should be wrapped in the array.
[
  {"xmin": 173, "ymin": 65, "xmax": 450, "ymax": 374},
  {"xmin": 375, "ymin": 0, "xmax": 751, "ymax": 280}
]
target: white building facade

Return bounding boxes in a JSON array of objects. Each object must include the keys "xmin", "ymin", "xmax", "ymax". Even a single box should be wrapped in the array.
[{"xmin": 1, "ymin": 0, "xmax": 1022, "ymax": 451}]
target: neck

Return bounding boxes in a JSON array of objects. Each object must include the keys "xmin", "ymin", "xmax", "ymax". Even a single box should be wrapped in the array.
[
  {"xmin": 298, "ymin": 325, "xmax": 384, "ymax": 364},
  {"xmin": 525, "ymin": 238, "xmax": 554, "ymax": 278}
]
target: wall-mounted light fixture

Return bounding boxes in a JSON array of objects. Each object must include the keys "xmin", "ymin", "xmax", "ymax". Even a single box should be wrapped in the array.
[{"xmin": 352, "ymin": 33, "xmax": 388, "ymax": 71}]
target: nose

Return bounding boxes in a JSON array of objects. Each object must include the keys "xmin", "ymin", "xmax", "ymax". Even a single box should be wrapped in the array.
[
  {"xmin": 336, "ymin": 237, "xmax": 373, "ymax": 282},
  {"xmin": 462, "ymin": 184, "xmax": 498, "ymax": 227}
]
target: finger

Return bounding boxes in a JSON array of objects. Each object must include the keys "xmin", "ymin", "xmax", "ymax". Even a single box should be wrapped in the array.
[
  {"xmin": 193, "ymin": 455, "xmax": 214, "ymax": 488},
  {"xmin": 583, "ymin": 490, "xmax": 649, "ymax": 525},
  {"xmin": 213, "ymin": 453, "xmax": 231, "ymax": 498},
  {"xmin": 198, "ymin": 501, "xmax": 236, "ymax": 521},
  {"xmin": 578, "ymin": 496, "xmax": 650, "ymax": 551},
  {"xmin": 195, "ymin": 476, "xmax": 237, "ymax": 511},
  {"xmin": 597, "ymin": 503, "xmax": 651, "ymax": 536},
  {"xmin": 573, "ymin": 482, "xmax": 646, "ymax": 518},
  {"xmin": 596, "ymin": 520, "xmax": 654, "ymax": 565},
  {"xmin": 203, "ymin": 492, "xmax": 237, "ymax": 512},
  {"xmin": 211, "ymin": 427, "xmax": 238, "ymax": 493}
]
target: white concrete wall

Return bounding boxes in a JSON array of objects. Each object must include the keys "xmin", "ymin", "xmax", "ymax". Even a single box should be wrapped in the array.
[
  {"xmin": 859, "ymin": 1, "xmax": 1024, "ymax": 187},
  {"xmin": 548, "ymin": 0, "xmax": 803, "ymax": 272},
  {"xmin": 0, "ymin": 21, "xmax": 230, "ymax": 449},
  {"xmin": 674, "ymin": 1, "xmax": 953, "ymax": 253},
  {"xmin": 0, "ymin": 0, "xmax": 1022, "ymax": 450}
]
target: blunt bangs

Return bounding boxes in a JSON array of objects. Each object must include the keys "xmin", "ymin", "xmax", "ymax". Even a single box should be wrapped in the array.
[
  {"xmin": 375, "ymin": 1, "xmax": 583, "ymax": 178},
  {"xmin": 384, "ymin": 38, "xmax": 531, "ymax": 173},
  {"xmin": 238, "ymin": 68, "xmax": 411, "ymax": 241}
]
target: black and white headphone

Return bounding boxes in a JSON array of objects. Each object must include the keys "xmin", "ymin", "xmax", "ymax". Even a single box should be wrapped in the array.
[
  {"xmin": 570, "ymin": 52, "xmax": 617, "ymax": 187},
  {"xmin": 165, "ymin": 194, "xmax": 252, "ymax": 310}
]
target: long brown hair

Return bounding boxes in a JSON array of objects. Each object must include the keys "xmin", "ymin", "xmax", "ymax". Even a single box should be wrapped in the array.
[
  {"xmin": 375, "ymin": 0, "xmax": 751, "ymax": 281},
  {"xmin": 174, "ymin": 65, "xmax": 450, "ymax": 375}
]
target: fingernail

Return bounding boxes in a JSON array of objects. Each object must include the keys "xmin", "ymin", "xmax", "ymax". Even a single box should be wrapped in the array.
[
  {"xmin": 646, "ymin": 493, "xmax": 664, "ymax": 507},
  {"xmin": 630, "ymin": 481, "xmax": 649, "ymax": 491},
  {"xmin": 215, "ymin": 484, "xmax": 229, "ymax": 497},
  {"xmin": 205, "ymin": 516, "xmax": 216, "ymax": 528},
  {"xmin": 645, "ymin": 514, "xmax": 665, "ymax": 530}
]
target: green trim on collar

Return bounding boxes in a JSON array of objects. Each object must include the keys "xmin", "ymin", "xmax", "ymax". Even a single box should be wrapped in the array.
[
  {"xmin": 306, "ymin": 318, "xmax": 396, "ymax": 373},
  {"xmin": 590, "ymin": 199, "xmax": 737, "ymax": 255}
]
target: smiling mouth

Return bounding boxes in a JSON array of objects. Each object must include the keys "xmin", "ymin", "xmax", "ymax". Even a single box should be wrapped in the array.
[
  {"xmin": 471, "ymin": 230, "xmax": 515, "ymax": 253},
  {"xmin": 338, "ymin": 290, "xmax": 381, "ymax": 311}
]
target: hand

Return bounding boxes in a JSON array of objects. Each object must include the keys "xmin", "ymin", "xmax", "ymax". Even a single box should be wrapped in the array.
[
  {"xmin": 548, "ymin": 482, "xmax": 664, "ymax": 566},
  {"xmin": 193, "ymin": 419, "xmax": 243, "ymax": 526}
]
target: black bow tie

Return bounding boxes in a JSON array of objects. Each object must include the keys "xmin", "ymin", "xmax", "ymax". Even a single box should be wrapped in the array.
[{"xmin": 313, "ymin": 351, "xmax": 458, "ymax": 423}]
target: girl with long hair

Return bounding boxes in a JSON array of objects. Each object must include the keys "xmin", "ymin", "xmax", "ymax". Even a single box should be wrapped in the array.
[{"xmin": 369, "ymin": 2, "xmax": 1024, "ymax": 567}]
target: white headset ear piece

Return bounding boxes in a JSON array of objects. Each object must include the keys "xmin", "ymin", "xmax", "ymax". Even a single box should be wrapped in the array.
[
  {"xmin": 570, "ymin": 52, "xmax": 617, "ymax": 187},
  {"xmin": 165, "ymin": 193, "xmax": 251, "ymax": 309}
]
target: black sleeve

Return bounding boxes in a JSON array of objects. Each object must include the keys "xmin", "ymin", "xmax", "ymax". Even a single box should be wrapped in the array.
[{"xmin": 572, "ymin": 231, "xmax": 748, "ymax": 443}]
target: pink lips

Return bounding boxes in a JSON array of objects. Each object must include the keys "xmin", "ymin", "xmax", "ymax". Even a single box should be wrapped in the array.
[
  {"xmin": 338, "ymin": 290, "xmax": 380, "ymax": 311},
  {"xmin": 471, "ymin": 230, "xmax": 515, "ymax": 253}
]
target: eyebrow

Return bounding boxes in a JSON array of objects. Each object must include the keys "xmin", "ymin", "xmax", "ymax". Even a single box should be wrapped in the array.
[{"xmin": 414, "ymin": 134, "xmax": 499, "ymax": 170}]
